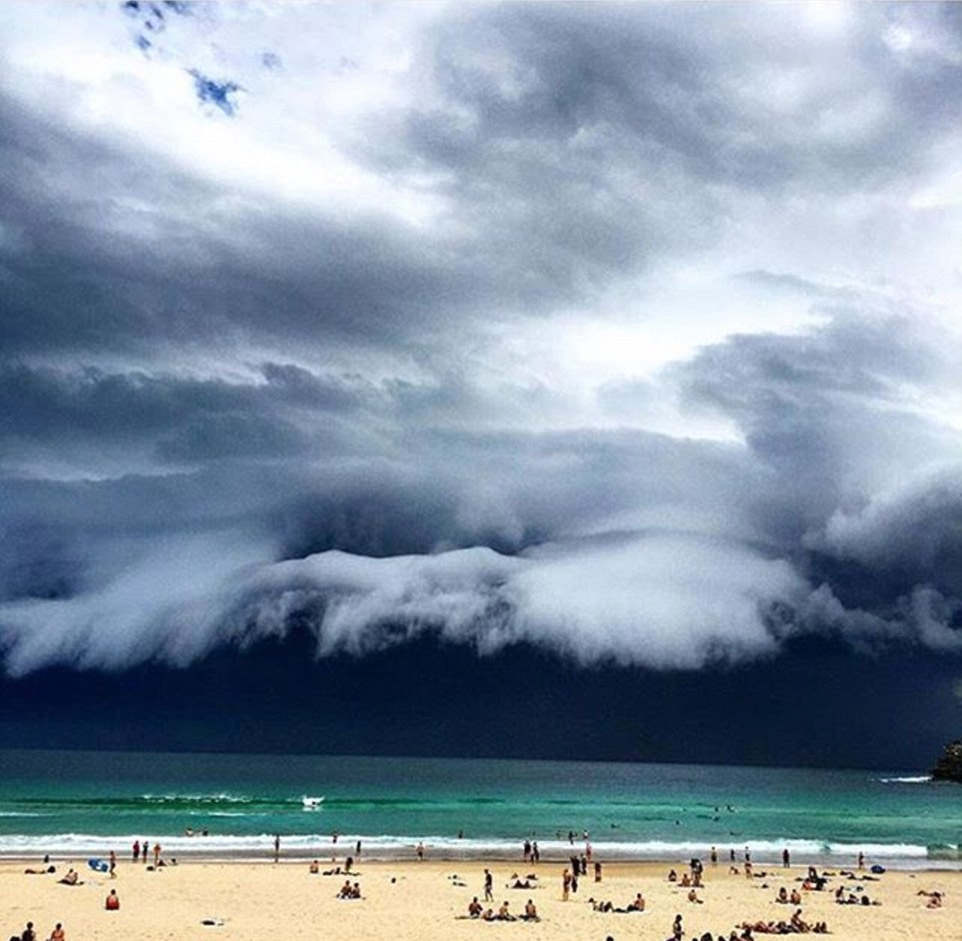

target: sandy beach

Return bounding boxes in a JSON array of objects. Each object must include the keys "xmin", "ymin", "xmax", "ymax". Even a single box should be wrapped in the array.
[{"xmin": 2, "ymin": 856, "xmax": 959, "ymax": 941}]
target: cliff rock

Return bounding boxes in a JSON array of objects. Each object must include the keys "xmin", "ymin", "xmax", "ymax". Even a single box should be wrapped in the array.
[{"xmin": 931, "ymin": 740, "xmax": 962, "ymax": 782}]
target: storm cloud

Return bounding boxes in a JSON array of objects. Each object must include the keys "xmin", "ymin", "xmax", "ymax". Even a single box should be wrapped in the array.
[{"xmin": 2, "ymin": 2, "xmax": 962, "ymax": 678}]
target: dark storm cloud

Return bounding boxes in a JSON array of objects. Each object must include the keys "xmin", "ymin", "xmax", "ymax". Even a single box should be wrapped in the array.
[
  {"xmin": 673, "ymin": 309, "xmax": 962, "ymax": 647},
  {"xmin": 2, "ymin": 3, "xmax": 962, "ymax": 677},
  {"xmin": 0, "ymin": 89, "xmax": 499, "ymax": 360}
]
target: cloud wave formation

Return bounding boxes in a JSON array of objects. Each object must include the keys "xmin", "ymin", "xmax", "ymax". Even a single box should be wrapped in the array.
[{"xmin": 2, "ymin": 2, "xmax": 962, "ymax": 675}]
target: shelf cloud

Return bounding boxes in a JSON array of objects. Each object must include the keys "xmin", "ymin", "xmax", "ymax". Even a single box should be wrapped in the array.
[{"xmin": 2, "ymin": 2, "xmax": 962, "ymax": 676}]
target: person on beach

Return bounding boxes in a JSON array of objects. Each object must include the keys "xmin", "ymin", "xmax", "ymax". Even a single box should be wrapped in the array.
[
  {"xmin": 562, "ymin": 868, "xmax": 571, "ymax": 900},
  {"xmin": 355, "ymin": 840, "xmax": 362, "ymax": 859},
  {"xmin": 522, "ymin": 899, "xmax": 539, "ymax": 921},
  {"xmin": 468, "ymin": 897, "xmax": 483, "ymax": 918},
  {"xmin": 484, "ymin": 868, "xmax": 494, "ymax": 902},
  {"xmin": 594, "ymin": 861, "xmax": 603, "ymax": 882},
  {"xmin": 627, "ymin": 892, "xmax": 645, "ymax": 912},
  {"xmin": 532, "ymin": 841, "xmax": 540, "ymax": 863},
  {"xmin": 142, "ymin": 839, "xmax": 148, "ymax": 863},
  {"xmin": 153, "ymin": 843, "xmax": 161, "ymax": 867},
  {"xmin": 672, "ymin": 912, "xmax": 684, "ymax": 939},
  {"xmin": 48, "ymin": 923, "xmax": 65, "ymax": 941},
  {"xmin": 309, "ymin": 859, "xmax": 319, "ymax": 874},
  {"xmin": 273, "ymin": 834, "xmax": 280, "ymax": 863},
  {"xmin": 105, "ymin": 889, "xmax": 120, "ymax": 910},
  {"xmin": 497, "ymin": 901, "xmax": 516, "ymax": 921},
  {"xmin": 19, "ymin": 922, "xmax": 35, "ymax": 941},
  {"xmin": 416, "ymin": 841, "xmax": 424, "ymax": 861},
  {"xmin": 57, "ymin": 869, "xmax": 80, "ymax": 886},
  {"xmin": 782, "ymin": 848, "xmax": 790, "ymax": 868},
  {"xmin": 109, "ymin": 850, "xmax": 116, "ymax": 878},
  {"xmin": 132, "ymin": 840, "xmax": 139, "ymax": 863}
]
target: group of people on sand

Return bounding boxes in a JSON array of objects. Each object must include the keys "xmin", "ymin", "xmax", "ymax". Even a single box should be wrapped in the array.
[
  {"xmin": 310, "ymin": 858, "xmax": 357, "ymax": 876},
  {"xmin": 736, "ymin": 909, "xmax": 829, "ymax": 935},
  {"xmin": 9, "ymin": 921, "xmax": 65, "ymax": 941},
  {"xmin": 833, "ymin": 884, "xmax": 881, "ymax": 906},
  {"xmin": 668, "ymin": 867, "xmax": 704, "ymax": 888},
  {"xmin": 774, "ymin": 887, "xmax": 802, "ymax": 905},
  {"xmin": 9, "ymin": 893, "xmax": 119, "ymax": 941},
  {"xmin": 588, "ymin": 891, "xmax": 645, "ymax": 913},
  {"xmin": 918, "ymin": 889, "xmax": 944, "ymax": 909},
  {"xmin": 336, "ymin": 879, "xmax": 362, "ymax": 899},
  {"xmin": 131, "ymin": 840, "xmax": 163, "ymax": 866},
  {"xmin": 467, "ymin": 897, "xmax": 539, "ymax": 922}
]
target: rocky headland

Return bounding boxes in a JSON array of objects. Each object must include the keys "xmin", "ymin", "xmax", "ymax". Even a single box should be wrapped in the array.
[{"xmin": 931, "ymin": 740, "xmax": 962, "ymax": 782}]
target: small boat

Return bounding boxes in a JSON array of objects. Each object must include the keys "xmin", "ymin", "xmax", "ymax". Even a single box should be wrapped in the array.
[{"xmin": 302, "ymin": 795, "xmax": 324, "ymax": 809}]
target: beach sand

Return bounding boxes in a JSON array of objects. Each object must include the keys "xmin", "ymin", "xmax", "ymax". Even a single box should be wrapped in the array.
[{"xmin": 2, "ymin": 856, "xmax": 959, "ymax": 941}]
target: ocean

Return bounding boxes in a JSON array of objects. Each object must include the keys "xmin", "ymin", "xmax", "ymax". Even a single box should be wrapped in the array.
[{"xmin": 0, "ymin": 750, "xmax": 960, "ymax": 867}]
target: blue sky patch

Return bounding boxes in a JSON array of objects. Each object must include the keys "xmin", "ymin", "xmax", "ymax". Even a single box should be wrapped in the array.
[{"xmin": 188, "ymin": 69, "xmax": 242, "ymax": 117}]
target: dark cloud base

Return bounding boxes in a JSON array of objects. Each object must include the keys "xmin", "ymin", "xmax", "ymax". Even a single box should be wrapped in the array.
[{"xmin": 1, "ymin": 632, "xmax": 956, "ymax": 771}]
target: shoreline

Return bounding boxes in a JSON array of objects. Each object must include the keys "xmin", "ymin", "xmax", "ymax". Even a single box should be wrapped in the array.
[{"xmin": 2, "ymin": 847, "xmax": 961, "ymax": 871}]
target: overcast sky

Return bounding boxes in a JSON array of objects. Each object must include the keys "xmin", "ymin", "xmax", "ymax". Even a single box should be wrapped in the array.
[{"xmin": 2, "ymin": 2, "xmax": 962, "ymax": 760}]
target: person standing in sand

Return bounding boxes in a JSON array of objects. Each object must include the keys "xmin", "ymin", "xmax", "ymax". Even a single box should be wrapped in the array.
[
  {"xmin": 484, "ymin": 868, "xmax": 494, "ymax": 901},
  {"xmin": 132, "ymin": 840, "xmax": 139, "ymax": 863},
  {"xmin": 153, "ymin": 842, "xmax": 161, "ymax": 867},
  {"xmin": 109, "ymin": 850, "xmax": 117, "ymax": 878},
  {"xmin": 274, "ymin": 834, "xmax": 280, "ymax": 863}
]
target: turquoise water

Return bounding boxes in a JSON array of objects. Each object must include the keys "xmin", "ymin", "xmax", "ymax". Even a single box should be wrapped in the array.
[{"xmin": 0, "ymin": 750, "xmax": 960, "ymax": 866}]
